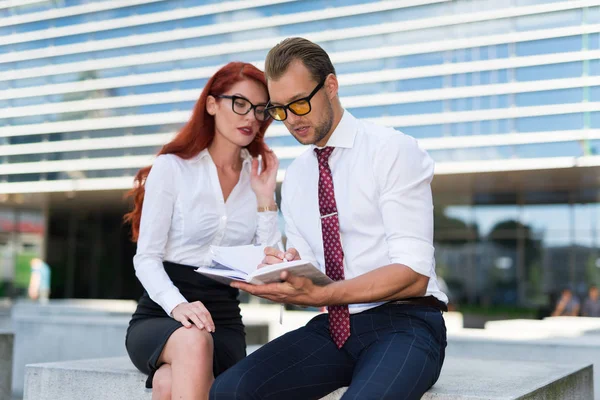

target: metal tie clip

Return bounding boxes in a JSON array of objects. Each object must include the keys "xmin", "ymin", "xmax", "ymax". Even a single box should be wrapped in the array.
[{"xmin": 320, "ymin": 212, "xmax": 338, "ymax": 219}]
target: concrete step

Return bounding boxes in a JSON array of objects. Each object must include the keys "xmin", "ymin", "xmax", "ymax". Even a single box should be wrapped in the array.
[
  {"xmin": 23, "ymin": 356, "xmax": 593, "ymax": 400},
  {"xmin": 0, "ymin": 331, "xmax": 13, "ymax": 400},
  {"xmin": 448, "ymin": 327, "xmax": 600, "ymax": 399}
]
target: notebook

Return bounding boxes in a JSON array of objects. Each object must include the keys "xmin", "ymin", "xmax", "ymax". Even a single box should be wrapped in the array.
[{"xmin": 195, "ymin": 244, "xmax": 332, "ymax": 286}]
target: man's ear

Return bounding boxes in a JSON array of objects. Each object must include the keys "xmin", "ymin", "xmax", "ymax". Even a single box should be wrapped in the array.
[
  {"xmin": 206, "ymin": 95, "xmax": 217, "ymax": 116},
  {"xmin": 325, "ymin": 73, "xmax": 339, "ymax": 100}
]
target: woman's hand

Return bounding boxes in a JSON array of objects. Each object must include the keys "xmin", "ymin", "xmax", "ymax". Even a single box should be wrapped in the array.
[
  {"xmin": 171, "ymin": 301, "xmax": 215, "ymax": 332},
  {"xmin": 251, "ymin": 148, "xmax": 279, "ymax": 207}
]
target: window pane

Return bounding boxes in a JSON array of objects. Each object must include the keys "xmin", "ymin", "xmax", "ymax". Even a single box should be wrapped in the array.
[
  {"xmin": 515, "ymin": 9, "xmax": 582, "ymax": 32},
  {"xmin": 516, "ymin": 113, "xmax": 584, "ymax": 132},
  {"xmin": 516, "ymin": 36, "xmax": 582, "ymax": 57},
  {"xmin": 516, "ymin": 62, "xmax": 583, "ymax": 82},
  {"xmin": 515, "ymin": 88, "xmax": 583, "ymax": 107}
]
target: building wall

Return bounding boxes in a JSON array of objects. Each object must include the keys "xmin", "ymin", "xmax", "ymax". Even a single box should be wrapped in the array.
[{"xmin": 1, "ymin": 0, "xmax": 599, "ymax": 306}]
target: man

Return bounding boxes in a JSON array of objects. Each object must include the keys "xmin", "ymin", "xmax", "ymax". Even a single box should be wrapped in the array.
[
  {"xmin": 582, "ymin": 286, "xmax": 600, "ymax": 317},
  {"xmin": 210, "ymin": 37, "xmax": 448, "ymax": 400}
]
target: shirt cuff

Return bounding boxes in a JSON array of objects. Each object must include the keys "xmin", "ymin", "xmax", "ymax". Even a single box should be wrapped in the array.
[
  {"xmin": 157, "ymin": 287, "xmax": 188, "ymax": 317},
  {"xmin": 256, "ymin": 210, "xmax": 279, "ymax": 245}
]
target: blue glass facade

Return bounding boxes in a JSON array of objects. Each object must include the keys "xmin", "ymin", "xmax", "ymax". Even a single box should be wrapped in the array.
[{"xmin": 0, "ymin": 0, "xmax": 599, "ymax": 305}]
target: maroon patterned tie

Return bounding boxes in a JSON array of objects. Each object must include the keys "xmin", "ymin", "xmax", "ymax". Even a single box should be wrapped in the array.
[{"xmin": 315, "ymin": 147, "xmax": 350, "ymax": 349}]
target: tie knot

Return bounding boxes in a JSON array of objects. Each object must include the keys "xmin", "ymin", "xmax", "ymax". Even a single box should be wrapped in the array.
[{"xmin": 314, "ymin": 147, "xmax": 334, "ymax": 164}]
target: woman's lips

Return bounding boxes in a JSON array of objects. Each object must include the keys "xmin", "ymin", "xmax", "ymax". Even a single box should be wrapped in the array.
[{"xmin": 237, "ymin": 127, "xmax": 254, "ymax": 136}]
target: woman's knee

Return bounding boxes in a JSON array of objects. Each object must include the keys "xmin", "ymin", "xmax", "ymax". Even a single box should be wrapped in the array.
[
  {"xmin": 152, "ymin": 364, "xmax": 172, "ymax": 400},
  {"xmin": 165, "ymin": 326, "xmax": 214, "ymax": 362}
]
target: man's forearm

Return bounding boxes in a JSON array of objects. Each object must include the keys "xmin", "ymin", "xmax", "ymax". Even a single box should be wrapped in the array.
[{"xmin": 320, "ymin": 264, "xmax": 429, "ymax": 306}]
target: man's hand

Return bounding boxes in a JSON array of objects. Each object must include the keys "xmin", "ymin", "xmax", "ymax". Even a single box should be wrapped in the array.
[
  {"xmin": 259, "ymin": 246, "xmax": 300, "ymax": 268},
  {"xmin": 232, "ymin": 270, "xmax": 329, "ymax": 307}
]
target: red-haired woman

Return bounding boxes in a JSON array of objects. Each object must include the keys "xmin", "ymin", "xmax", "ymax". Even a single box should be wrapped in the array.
[{"xmin": 123, "ymin": 62, "xmax": 281, "ymax": 400}]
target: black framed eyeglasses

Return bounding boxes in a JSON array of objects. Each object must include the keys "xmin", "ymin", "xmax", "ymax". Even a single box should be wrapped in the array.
[
  {"xmin": 213, "ymin": 95, "xmax": 270, "ymax": 122},
  {"xmin": 265, "ymin": 79, "xmax": 325, "ymax": 121}
]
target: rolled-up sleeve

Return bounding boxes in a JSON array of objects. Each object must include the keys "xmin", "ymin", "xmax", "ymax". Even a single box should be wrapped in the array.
[
  {"xmin": 133, "ymin": 155, "xmax": 187, "ymax": 316},
  {"xmin": 375, "ymin": 134, "xmax": 435, "ymax": 277}
]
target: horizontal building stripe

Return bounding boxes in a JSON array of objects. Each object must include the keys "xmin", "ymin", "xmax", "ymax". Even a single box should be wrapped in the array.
[
  {"xmin": 0, "ymin": 133, "xmax": 173, "ymax": 156},
  {"xmin": 0, "ymin": 154, "xmax": 154, "ymax": 174},
  {"xmin": 374, "ymin": 101, "xmax": 600, "ymax": 129},
  {"xmin": 338, "ymin": 50, "xmax": 600, "ymax": 86},
  {"xmin": 435, "ymin": 155, "xmax": 600, "ymax": 174},
  {"xmin": 0, "ymin": 176, "xmax": 136, "ymax": 193},
  {"xmin": 6, "ymin": 0, "xmax": 583, "ymax": 64},
  {"xmin": 6, "ymin": 75, "xmax": 600, "ymax": 119},
  {"xmin": 2, "ymin": 129, "xmax": 600, "ymax": 158},
  {"xmin": 0, "ymin": 0, "xmax": 592, "ymax": 64},
  {"xmin": 2, "ymin": 17, "xmax": 598, "ymax": 82},
  {"xmin": 3, "ymin": 49, "xmax": 599, "ymax": 102},
  {"xmin": 0, "ymin": 0, "xmax": 434, "ymax": 46},
  {"xmin": 2, "ymin": 155, "xmax": 600, "ymax": 193},
  {"xmin": 2, "ymin": 101, "xmax": 600, "ymax": 138},
  {"xmin": 0, "ymin": 0, "xmax": 165, "ymax": 28},
  {"xmin": 420, "ymin": 129, "xmax": 600, "ymax": 150},
  {"xmin": 332, "ymin": 23, "xmax": 600, "ymax": 64},
  {"xmin": 0, "ymin": 0, "xmax": 47, "ymax": 11}
]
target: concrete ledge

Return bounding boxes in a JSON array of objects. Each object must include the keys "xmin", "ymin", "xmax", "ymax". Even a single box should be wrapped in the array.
[
  {"xmin": 11, "ymin": 312, "xmax": 130, "ymax": 397},
  {"xmin": 13, "ymin": 299, "xmax": 137, "ymax": 317},
  {"xmin": 485, "ymin": 318, "xmax": 600, "ymax": 336},
  {"xmin": 24, "ymin": 357, "xmax": 149, "ymax": 400},
  {"xmin": 23, "ymin": 356, "xmax": 593, "ymax": 400},
  {"xmin": 0, "ymin": 331, "xmax": 13, "ymax": 400},
  {"xmin": 448, "ymin": 328, "xmax": 600, "ymax": 399},
  {"xmin": 321, "ymin": 358, "xmax": 594, "ymax": 400},
  {"xmin": 423, "ymin": 358, "xmax": 593, "ymax": 400}
]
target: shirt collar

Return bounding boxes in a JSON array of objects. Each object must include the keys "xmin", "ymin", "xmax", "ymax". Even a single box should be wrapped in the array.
[
  {"xmin": 193, "ymin": 148, "xmax": 253, "ymax": 168},
  {"xmin": 194, "ymin": 148, "xmax": 211, "ymax": 163},
  {"xmin": 313, "ymin": 109, "xmax": 357, "ymax": 152}
]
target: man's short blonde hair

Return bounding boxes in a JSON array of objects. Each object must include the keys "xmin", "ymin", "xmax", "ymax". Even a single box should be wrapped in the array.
[{"xmin": 264, "ymin": 37, "xmax": 336, "ymax": 83}]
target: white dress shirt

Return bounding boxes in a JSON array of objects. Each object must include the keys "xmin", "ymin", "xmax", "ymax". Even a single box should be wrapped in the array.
[
  {"xmin": 134, "ymin": 148, "xmax": 281, "ymax": 315},
  {"xmin": 281, "ymin": 111, "xmax": 448, "ymax": 314}
]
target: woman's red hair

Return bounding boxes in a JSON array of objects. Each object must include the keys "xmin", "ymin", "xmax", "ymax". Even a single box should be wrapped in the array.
[{"xmin": 124, "ymin": 62, "xmax": 273, "ymax": 242}]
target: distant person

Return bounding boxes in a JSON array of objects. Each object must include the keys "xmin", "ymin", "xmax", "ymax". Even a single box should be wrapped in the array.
[
  {"xmin": 551, "ymin": 288, "xmax": 580, "ymax": 316},
  {"xmin": 582, "ymin": 286, "xmax": 600, "ymax": 317},
  {"xmin": 123, "ymin": 62, "xmax": 281, "ymax": 399},
  {"xmin": 28, "ymin": 258, "xmax": 50, "ymax": 304}
]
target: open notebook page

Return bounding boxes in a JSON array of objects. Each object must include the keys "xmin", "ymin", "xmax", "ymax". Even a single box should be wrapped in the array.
[{"xmin": 209, "ymin": 244, "xmax": 266, "ymax": 275}]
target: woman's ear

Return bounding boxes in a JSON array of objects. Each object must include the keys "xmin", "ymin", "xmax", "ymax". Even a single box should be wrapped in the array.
[{"xmin": 206, "ymin": 95, "xmax": 217, "ymax": 116}]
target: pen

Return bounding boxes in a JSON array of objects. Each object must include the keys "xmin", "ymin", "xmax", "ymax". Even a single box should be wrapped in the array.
[
  {"xmin": 276, "ymin": 241, "xmax": 286, "ymax": 324},
  {"xmin": 276, "ymin": 241, "xmax": 288, "ymax": 263}
]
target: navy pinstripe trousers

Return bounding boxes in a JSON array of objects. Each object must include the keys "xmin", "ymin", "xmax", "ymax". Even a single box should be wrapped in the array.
[{"xmin": 210, "ymin": 302, "xmax": 447, "ymax": 400}]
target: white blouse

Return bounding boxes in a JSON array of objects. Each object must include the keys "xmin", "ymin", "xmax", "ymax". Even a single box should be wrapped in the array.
[{"xmin": 133, "ymin": 148, "xmax": 281, "ymax": 316}]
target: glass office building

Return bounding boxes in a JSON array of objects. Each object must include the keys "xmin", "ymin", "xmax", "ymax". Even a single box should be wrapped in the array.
[{"xmin": 0, "ymin": 0, "xmax": 598, "ymax": 306}]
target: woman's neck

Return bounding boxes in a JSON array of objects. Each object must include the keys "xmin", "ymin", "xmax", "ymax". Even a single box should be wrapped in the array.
[{"xmin": 208, "ymin": 134, "xmax": 243, "ymax": 171}]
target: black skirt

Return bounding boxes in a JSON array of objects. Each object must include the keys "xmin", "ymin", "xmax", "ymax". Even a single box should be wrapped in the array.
[{"xmin": 125, "ymin": 261, "xmax": 246, "ymax": 388}]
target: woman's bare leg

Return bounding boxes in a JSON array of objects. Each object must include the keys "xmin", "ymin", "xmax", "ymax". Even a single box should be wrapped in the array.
[
  {"xmin": 157, "ymin": 326, "xmax": 214, "ymax": 400},
  {"xmin": 152, "ymin": 364, "xmax": 172, "ymax": 400}
]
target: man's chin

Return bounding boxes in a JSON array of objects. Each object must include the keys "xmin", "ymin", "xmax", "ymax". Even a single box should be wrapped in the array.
[{"xmin": 291, "ymin": 133, "xmax": 315, "ymax": 146}]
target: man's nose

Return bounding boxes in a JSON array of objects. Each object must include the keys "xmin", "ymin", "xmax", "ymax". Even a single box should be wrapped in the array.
[{"xmin": 287, "ymin": 111, "xmax": 301, "ymax": 125}]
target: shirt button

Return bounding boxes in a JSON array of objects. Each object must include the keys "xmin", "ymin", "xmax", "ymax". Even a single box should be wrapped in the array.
[{"xmin": 221, "ymin": 216, "xmax": 227, "ymax": 221}]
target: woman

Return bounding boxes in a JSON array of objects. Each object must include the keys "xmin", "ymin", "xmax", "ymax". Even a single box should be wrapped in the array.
[{"xmin": 123, "ymin": 62, "xmax": 281, "ymax": 400}]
